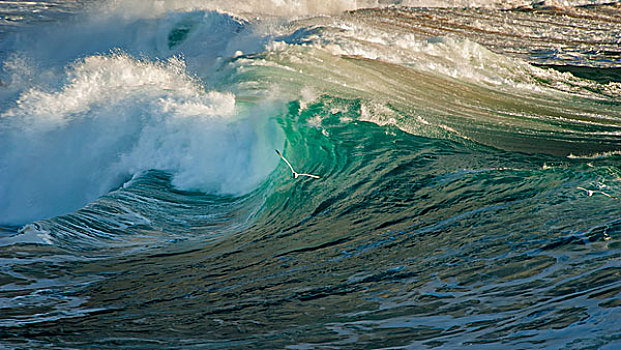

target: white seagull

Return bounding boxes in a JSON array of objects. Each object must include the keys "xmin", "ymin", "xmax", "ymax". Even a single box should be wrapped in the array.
[
  {"xmin": 275, "ymin": 149, "xmax": 320, "ymax": 179},
  {"xmin": 576, "ymin": 186, "xmax": 616, "ymax": 199}
]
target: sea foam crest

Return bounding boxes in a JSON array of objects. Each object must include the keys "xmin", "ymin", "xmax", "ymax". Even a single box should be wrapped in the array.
[
  {"xmin": 0, "ymin": 53, "xmax": 279, "ymax": 225},
  {"xmin": 90, "ymin": 0, "xmax": 573, "ymax": 19},
  {"xmin": 267, "ymin": 20, "xmax": 615, "ymax": 98}
]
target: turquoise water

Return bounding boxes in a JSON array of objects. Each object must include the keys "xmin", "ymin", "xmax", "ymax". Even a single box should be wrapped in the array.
[{"xmin": 1, "ymin": 1, "xmax": 620, "ymax": 349}]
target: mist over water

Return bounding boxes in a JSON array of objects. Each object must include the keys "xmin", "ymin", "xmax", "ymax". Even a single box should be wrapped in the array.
[{"xmin": 0, "ymin": 1, "xmax": 619, "ymax": 349}]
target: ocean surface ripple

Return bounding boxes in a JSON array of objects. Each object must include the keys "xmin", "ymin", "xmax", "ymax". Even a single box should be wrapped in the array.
[{"xmin": 1, "ymin": 1, "xmax": 619, "ymax": 349}]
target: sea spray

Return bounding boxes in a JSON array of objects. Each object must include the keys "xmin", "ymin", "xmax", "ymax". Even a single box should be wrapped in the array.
[{"xmin": 0, "ymin": 53, "xmax": 281, "ymax": 225}]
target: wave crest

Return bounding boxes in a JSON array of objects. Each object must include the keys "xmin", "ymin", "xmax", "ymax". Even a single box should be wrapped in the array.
[{"xmin": 0, "ymin": 52, "xmax": 280, "ymax": 225}]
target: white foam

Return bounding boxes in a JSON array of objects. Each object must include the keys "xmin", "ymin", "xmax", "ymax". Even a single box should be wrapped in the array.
[
  {"xmin": 91, "ymin": 0, "xmax": 363, "ymax": 19},
  {"xmin": 268, "ymin": 18, "xmax": 618, "ymax": 100},
  {"xmin": 567, "ymin": 150, "xmax": 621, "ymax": 160},
  {"xmin": 0, "ymin": 53, "xmax": 282, "ymax": 225},
  {"xmin": 1, "ymin": 9, "xmax": 255, "ymax": 76},
  {"xmin": 87, "ymin": 0, "xmax": 610, "ymax": 19},
  {"xmin": 290, "ymin": 24, "xmax": 536, "ymax": 87}
]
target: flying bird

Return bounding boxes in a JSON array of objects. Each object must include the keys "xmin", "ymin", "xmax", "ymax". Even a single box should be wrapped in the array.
[
  {"xmin": 275, "ymin": 149, "xmax": 320, "ymax": 179},
  {"xmin": 576, "ymin": 186, "xmax": 616, "ymax": 199}
]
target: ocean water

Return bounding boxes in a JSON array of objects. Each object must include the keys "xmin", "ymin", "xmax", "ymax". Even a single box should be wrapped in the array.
[{"xmin": 0, "ymin": 1, "xmax": 620, "ymax": 349}]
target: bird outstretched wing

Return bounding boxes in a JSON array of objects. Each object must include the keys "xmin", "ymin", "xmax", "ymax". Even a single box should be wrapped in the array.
[
  {"xmin": 275, "ymin": 149, "xmax": 320, "ymax": 180},
  {"xmin": 275, "ymin": 149, "xmax": 296, "ymax": 174},
  {"xmin": 297, "ymin": 173, "xmax": 320, "ymax": 179}
]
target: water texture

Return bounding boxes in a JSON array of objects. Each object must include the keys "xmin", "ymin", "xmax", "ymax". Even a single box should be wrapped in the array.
[{"xmin": 0, "ymin": 1, "xmax": 620, "ymax": 349}]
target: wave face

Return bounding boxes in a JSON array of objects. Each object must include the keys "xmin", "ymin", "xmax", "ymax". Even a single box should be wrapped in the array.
[{"xmin": 1, "ymin": 1, "xmax": 620, "ymax": 349}]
